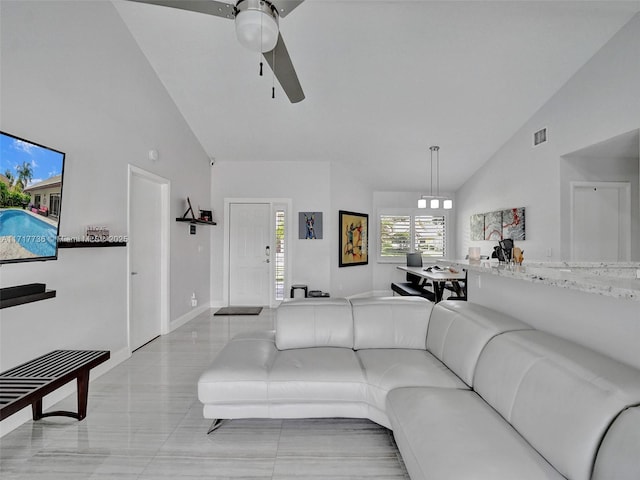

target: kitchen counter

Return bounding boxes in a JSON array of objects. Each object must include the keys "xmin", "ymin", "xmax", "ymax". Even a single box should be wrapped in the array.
[{"xmin": 442, "ymin": 260, "xmax": 640, "ymax": 302}]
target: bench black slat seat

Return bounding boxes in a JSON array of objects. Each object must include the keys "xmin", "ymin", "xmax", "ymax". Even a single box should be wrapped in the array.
[
  {"xmin": 0, "ymin": 349, "xmax": 109, "ymax": 422},
  {"xmin": 391, "ymin": 272, "xmax": 435, "ymax": 301}
]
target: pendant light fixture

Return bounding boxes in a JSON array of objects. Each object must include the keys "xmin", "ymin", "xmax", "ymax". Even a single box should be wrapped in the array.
[{"xmin": 418, "ymin": 145, "xmax": 453, "ymax": 210}]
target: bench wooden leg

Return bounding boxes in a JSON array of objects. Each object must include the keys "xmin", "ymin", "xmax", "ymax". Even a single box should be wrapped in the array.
[
  {"xmin": 34, "ymin": 370, "xmax": 91, "ymax": 421},
  {"xmin": 32, "ymin": 398, "xmax": 44, "ymax": 420},
  {"xmin": 76, "ymin": 370, "xmax": 90, "ymax": 421}
]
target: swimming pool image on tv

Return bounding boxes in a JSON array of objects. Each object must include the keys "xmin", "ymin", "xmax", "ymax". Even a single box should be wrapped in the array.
[{"xmin": 0, "ymin": 210, "xmax": 58, "ymax": 258}]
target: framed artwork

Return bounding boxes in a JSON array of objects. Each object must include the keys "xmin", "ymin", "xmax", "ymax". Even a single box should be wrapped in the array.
[
  {"xmin": 299, "ymin": 212, "xmax": 323, "ymax": 239},
  {"xmin": 502, "ymin": 207, "xmax": 525, "ymax": 240},
  {"xmin": 339, "ymin": 210, "xmax": 368, "ymax": 267},
  {"xmin": 470, "ymin": 213, "xmax": 484, "ymax": 241},
  {"xmin": 484, "ymin": 211, "xmax": 503, "ymax": 241}
]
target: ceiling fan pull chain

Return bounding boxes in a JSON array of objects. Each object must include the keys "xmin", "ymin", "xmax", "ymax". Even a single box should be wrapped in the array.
[{"xmin": 272, "ymin": 49, "xmax": 276, "ymax": 99}]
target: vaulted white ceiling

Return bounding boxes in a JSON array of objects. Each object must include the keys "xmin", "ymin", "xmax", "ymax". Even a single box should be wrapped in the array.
[{"xmin": 114, "ymin": 0, "xmax": 640, "ymax": 193}]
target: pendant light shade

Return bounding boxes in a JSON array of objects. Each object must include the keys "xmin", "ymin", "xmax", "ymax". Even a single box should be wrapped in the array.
[{"xmin": 417, "ymin": 145, "xmax": 453, "ymax": 209}]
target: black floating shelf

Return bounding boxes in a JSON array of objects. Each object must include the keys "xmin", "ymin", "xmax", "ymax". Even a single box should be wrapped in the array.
[
  {"xmin": 58, "ymin": 241, "xmax": 127, "ymax": 248},
  {"xmin": 0, "ymin": 290, "xmax": 56, "ymax": 309},
  {"xmin": 176, "ymin": 218, "xmax": 216, "ymax": 225}
]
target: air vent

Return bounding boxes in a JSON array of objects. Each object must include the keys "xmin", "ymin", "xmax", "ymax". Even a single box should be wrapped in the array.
[{"xmin": 533, "ymin": 127, "xmax": 548, "ymax": 146}]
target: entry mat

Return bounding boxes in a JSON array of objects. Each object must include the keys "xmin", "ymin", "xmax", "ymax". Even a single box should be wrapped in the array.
[{"xmin": 214, "ymin": 306, "xmax": 263, "ymax": 316}]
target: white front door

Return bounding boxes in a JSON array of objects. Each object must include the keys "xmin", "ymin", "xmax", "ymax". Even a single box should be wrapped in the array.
[
  {"xmin": 229, "ymin": 203, "xmax": 272, "ymax": 306},
  {"xmin": 571, "ymin": 181, "xmax": 631, "ymax": 261},
  {"xmin": 129, "ymin": 170, "xmax": 165, "ymax": 350}
]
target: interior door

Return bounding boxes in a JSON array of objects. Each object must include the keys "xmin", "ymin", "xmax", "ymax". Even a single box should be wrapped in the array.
[
  {"xmin": 229, "ymin": 203, "xmax": 272, "ymax": 306},
  {"xmin": 571, "ymin": 182, "xmax": 631, "ymax": 261},
  {"xmin": 129, "ymin": 173, "xmax": 162, "ymax": 350}
]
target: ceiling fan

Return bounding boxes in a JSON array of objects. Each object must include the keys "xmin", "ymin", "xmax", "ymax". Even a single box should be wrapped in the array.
[{"xmin": 127, "ymin": 0, "xmax": 305, "ymax": 103}]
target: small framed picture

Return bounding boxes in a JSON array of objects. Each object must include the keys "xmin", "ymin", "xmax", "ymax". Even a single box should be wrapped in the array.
[
  {"xmin": 339, "ymin": 210, "xmax": 368, "ymax": 267},
  {"xmin": 299, "ymin": 212, "xmax": 323, "ymax": 239}
]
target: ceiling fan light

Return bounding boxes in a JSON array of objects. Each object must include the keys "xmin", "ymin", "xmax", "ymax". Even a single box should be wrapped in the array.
[
  {"xmin": 418, "ymin": 198, "xmax": 427, "ymax": 209},
  {"xmin": 430, "ymin": 198, "xmax": 440, "ymax": 209},
  {"xmin": 235, "ymin": 7, "xmax": 279, "ymax": 53},
  {"xmin": 443, "ymin": 199, "xmax": 453, "ymax": 209}
]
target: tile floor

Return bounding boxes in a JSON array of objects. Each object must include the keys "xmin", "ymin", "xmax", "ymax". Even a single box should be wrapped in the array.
[{"xmin": 0, "ymin": 309, "xmax": 410, "ymax": 479}]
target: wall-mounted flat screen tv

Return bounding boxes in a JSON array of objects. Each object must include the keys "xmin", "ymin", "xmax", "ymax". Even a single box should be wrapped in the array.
[{"xmin": 0, "ymin": 131, "xmax": 66, "ymax": 264}]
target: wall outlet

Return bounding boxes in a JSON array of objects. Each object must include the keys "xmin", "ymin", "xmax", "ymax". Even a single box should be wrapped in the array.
[
  {"xmin": 546, "ymin": 248, "xmax": 552, "ymax": 258},
  {"xmin": 636, "ymin": 269, "xmax": 640, "ymax": 280},
  {"xmin": 191, "ymin": 293, "xmax": 197, "ymax": 307}
]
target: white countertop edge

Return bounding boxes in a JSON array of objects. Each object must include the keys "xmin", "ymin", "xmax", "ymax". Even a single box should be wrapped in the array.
[{"xmin": 441, "ymin": 260, "xmax": 640, "ymax": 302}]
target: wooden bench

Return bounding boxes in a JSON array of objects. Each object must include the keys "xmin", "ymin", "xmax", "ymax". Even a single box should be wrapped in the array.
[
  {"xmin": 0, "ymin": 350, "xmax": 109, "ymax": 422},
  {"xmin": 391, "ymin": 272, "xmax": 436, "ymax": 301}
]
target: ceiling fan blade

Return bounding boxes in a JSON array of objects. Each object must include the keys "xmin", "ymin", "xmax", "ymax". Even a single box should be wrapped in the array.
[
  {"xmin": 126, "ymin": 0, "xmax": 235, "ymax": 19},
  {"xmin": 272, "ymin": 0, "xmax": 304, "ymax": 18},
  {"xmin": 263, "ymin": 33, "xmax": 305, "ymax": 103}
]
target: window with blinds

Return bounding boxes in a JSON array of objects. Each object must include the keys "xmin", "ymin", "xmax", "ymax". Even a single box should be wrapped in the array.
[{"xmin": 379, "ymin": 214, "xmax": 445, "ymax": 259}]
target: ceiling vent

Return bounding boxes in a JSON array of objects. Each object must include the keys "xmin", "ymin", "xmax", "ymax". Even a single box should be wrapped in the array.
[{"xmin": 533, "ymin": 127, "xmax": 548, "ymax": 147}]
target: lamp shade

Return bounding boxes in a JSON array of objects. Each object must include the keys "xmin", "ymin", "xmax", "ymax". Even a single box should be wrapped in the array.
[
  {"xmin": 418, "ymin": 198, "xmax": 427, "ymax": 209},
  {"xmin": 235, "ymin": 8, "xmax": 279, "ymax": 53},
  {"xmin": 430, "ymin": 198, "xmax": 440, "ymax": 209},
  {"xmin": 443, "ymin": 199, "xmax": 453, "ymax": 209}
]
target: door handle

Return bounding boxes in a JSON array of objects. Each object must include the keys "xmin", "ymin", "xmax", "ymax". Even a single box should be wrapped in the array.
[
  {"xmin": 131, "ymin": 271, "xmax": 139, "ymax": 276},
  {"xmin": 265, "ymin": 246, "xmax": 270, "ymax": 256}
]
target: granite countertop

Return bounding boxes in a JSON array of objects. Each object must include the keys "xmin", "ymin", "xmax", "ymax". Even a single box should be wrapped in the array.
[{"xmin": 442, "ymin": 260, "xmax": 640, "ymax": 302}]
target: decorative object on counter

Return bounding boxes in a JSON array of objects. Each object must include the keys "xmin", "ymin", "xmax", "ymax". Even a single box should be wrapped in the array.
[
  {"xmin": 417, "ymin": 145, "xmax": 453, "ymax": 210},
  {"xmin": 298, "ymin": 212, "xmax": 323, "ymax": 239},
  {"xmin": 339, "ymin": 210, "xmax": 368, "ymax": 267},
  {"xmin": 468, "ymin": 247, "xmax": 481, "ymax": 261},
  {"xmin": 513, "ymin": 247, "xmax": 524, "ymax": 264}
]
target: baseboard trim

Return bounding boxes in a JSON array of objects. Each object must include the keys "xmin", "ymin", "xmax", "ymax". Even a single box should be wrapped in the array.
[{"xmin": 170, "ymin": 304, "xmax": 210, "ymax": 332}]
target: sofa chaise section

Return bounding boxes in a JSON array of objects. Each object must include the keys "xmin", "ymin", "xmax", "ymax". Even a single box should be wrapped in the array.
[{"xmin": 386, "ymin": 329, "xmax": 640, "ymax": 480}]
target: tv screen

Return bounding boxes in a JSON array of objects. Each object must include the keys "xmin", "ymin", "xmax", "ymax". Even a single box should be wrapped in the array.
[{"xmin": 0, "ymin": 131, "xmax": 65, "ymax": 264}]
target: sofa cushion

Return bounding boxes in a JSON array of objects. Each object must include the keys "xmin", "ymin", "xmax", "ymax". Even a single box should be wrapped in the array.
[
  {"xmin": 357, "ymin": 349, "xmax": 467, "ymax": 414},
  {"xmin": 386, "ymin": 387, "xmax": 563, "ymax": 480},
  {"xmin": 268, "ymin": 347, "xmax": 367, "ymax": 404},
  {"xmin": 474, "ymin": 330, "xmax": 640, "ymax": 480},
  {"xmin": 592, "ymin": 406, "xmax": 640, "ymax": 480},
  {"xmin": 198, "ymin": 330, "xmax": 277, "ymax": 404},
  {"xmin": 275, "ymin": 298, "xmax": 354, "ymax": 350},
  {"xmin": 426, "ymin": 301, "xmax": 531, "ymax": 386},
  {"xmin": 351, "ymin": 296, "xmax": 432, "ymax": 350}
]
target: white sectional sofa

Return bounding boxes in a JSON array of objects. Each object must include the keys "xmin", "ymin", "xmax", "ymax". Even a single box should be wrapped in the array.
[{"xmin": 198, "ymin": 297, "xmax": 640, "ymax": 480}]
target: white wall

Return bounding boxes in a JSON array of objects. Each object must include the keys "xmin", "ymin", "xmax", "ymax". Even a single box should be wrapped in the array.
[
  {"xmin": 329, "ymin": 163, "xmax": 374, "ymax": 298},
  {"xmin": 211, "ymin": 160, "xmax": 332, "ymax": 303},
  {"xmin": 210, "ymin": 160, "xmax": 374, "ymax": 302},
  {"xmin": 455, "ymin": 13, "xmax": 640, "ymax": 261},
  {"xmin": 1, "ymin": 0, "xmax": 210, "ymax": 374}
]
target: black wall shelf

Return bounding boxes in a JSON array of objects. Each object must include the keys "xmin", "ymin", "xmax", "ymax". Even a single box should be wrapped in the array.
[
  {"xmin": 0, "ymin": 290, "xmax": 56, "ymax": 309},
  {"xmin": 58, "ymin": 241, "xmax": 126, "ymax": 248},
  {"xmin": 175, "ymin": 218, "xmax": 216, "ymax": 226}
]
